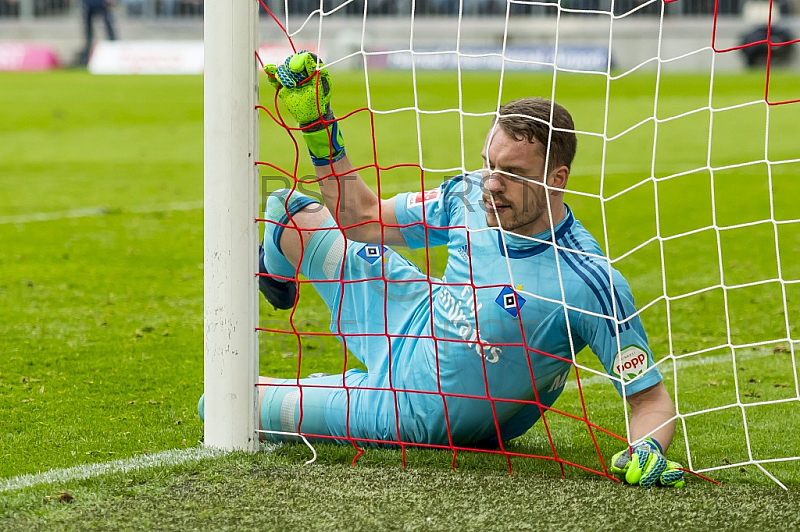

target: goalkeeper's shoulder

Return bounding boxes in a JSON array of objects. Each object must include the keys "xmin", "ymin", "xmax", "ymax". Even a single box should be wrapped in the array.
[
  {"xmin": 397, "ymin": 172, "xmax": 478, "ymax": 210},
  {"xmin": 438, "ymin": 171, "xmax": 483, "ymax": 203}
]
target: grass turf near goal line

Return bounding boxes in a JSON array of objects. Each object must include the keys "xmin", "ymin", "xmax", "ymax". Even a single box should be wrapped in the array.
[
  {"xmin": 2, "ymin": 448, "xmax": 799, "ymax": 531},
  {"xmin": 0, "ymin": 70, "xmax": 798, "ymax": 524}
]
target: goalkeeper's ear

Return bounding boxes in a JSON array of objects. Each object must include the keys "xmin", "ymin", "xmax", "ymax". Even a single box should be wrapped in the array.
[{"xmin": 547, "ymin": 164, "xmax": 570, "ymax": 193}]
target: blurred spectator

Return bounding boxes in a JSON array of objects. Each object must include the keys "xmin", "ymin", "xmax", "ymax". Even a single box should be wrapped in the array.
[
  {"xmin": 174, "ymin": 0, "xmax": 202, "ymax": 16},
  {"xmin": 79, "ymin": 0, "xmax": 116, "ymax": 65},
  {"xmin": 740, "ymin": 25, "xmax": 796, "ymax": 67},
  {"xmin": 739, "ymin": 0, "xmax": 795, "ymax": 67},
  {"xmin": 158, "ymin": 0, "xmax": 175, "ymax": 16},
  {"xmin": 0, "ymin": 0, "xmax": 20, "ymax": 17}
]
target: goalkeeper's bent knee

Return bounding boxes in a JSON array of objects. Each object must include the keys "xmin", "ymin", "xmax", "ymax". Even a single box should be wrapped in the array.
[{"xmin": 262, "ymin": 188, "xmax": 321, "ymax": 279}]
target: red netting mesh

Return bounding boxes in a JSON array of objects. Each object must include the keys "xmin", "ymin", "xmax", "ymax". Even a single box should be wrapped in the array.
[
  {"xmin": 709, "ymin": 0, "xmax": 800, "ymax": 105},
  {"xmin": 251, "ymin": 0, "xmax": 724, "ymax": 484}
]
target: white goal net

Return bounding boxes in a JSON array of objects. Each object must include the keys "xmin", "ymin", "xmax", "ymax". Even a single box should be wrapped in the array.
[{"xmin": 204, "ymin": 0, "xmax": 799, "ymax": 488}]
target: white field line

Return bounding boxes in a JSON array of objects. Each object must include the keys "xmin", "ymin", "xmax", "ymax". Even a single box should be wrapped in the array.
[
  {"xmin": 0, "ymin": 446, "xmax": 225, "ymax": 494},
  {"xmin": 564, "ymin": 348, "xmax": 779, "ymax": 391},
  {"xmin": 0, "ymin": 200, "xmax": 204, "ymax": 225}
]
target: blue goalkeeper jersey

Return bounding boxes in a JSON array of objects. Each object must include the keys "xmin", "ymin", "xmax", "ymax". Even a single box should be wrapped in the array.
[{"xmin": 386, "ymin": 171, "xmax": 662, "ymax": 445}]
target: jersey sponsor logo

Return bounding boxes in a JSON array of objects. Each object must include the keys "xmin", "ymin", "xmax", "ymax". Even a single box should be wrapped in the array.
[
  {"xmin": 356, "ymin": 244, "xmax": 386, "ymax": 265},
  {"xmin": 546, "ymin": 369, "xmax": 570, "ymax": 392},
  {"xmin": 456, "ymin": 244, "xmax": 468, "ymax": 261},
  {"xmin": 494, "ymin": 286, "xmax": 526, "ymax": 318},
  {"xmin": 406, "ymin": 188, "xmax": 440, "ymax": 209},
  {"xmin": 612, "ymin": 345, "xmax": 649, "ymax": 381},
  {"xmin": 438, "ymin": 285, "xmax": 503, "ymax": 363}
]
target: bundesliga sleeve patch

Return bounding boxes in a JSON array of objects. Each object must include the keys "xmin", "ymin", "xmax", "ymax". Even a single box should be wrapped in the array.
[
  {"xmin": 612, "ymin": 345, "xmax": 649, "ymax": 381},
  {"xmin": 357, "ymin": 244, "xmax": 387, "ymax": 265},
  {"xmin": 406, "ymin": 188, "xmax": 440, "ymax": 209},
  {"xmin": 495, "ymin": 286, "xmax": 526, "ymax": 318}
]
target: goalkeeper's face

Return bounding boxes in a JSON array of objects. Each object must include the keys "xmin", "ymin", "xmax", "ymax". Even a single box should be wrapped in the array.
[{"xmin": 480, "ymin": 128, "xmax": 562, "ymax": 236}]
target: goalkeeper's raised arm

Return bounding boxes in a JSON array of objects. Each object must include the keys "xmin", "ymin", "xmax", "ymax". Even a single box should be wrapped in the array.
[{"xmin": 264, "ymin": 51, "xmax": 406, "ymax": 246}]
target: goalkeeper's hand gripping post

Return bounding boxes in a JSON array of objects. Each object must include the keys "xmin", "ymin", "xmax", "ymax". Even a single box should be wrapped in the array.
[
  {"xmin": 610, "ymin": 437, "xmax": 686, "ymax": 488},
  {"xmin": 264, "ymin": 51, "xmax": 346, "ymax": 166}
]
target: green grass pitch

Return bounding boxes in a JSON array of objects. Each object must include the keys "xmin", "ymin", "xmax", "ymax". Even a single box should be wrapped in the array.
[{"xmin": 0, "ymin": 69, "xmax": 799, "ymax": 530}]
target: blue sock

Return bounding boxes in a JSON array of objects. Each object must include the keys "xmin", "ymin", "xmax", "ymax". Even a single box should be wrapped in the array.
[{"xmin": 262, "ymin": 189, "xmax": 320, "ymax": 280}]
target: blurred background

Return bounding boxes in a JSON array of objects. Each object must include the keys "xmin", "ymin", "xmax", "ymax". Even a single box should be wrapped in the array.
[
  {"xmin": 0, "ymin": 0, "xmax": 798, "ymax": 71},
  {"xmin": 1, "ymin": 0, "xmax": 796, "ymax": 18}
]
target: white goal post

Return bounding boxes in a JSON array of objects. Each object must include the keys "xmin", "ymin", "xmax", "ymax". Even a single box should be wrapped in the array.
[{"xmin": 203, "ymin": 0, "xmax": 260, "ymax": 451}]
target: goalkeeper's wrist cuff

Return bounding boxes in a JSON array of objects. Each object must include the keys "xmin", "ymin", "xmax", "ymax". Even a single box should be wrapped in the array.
[
  {"xmin": 309, "ymin": 147, "xmax": 347, "ymax": 166},
  {"xmin": 634, "ymin": 437, "xmax": 663, "ymax": 454},
  {"xmin": 302, "ymin": 121, "xmax": 346, "ymax": 167}
]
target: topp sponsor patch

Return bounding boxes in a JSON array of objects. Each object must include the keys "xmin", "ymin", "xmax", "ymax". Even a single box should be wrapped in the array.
[
  {"xmin": 613, "ymin": 345, "xmax": 649, "ymax": 381},
  {"xmin": 406, "ymin": 188, "xmax": 440, "ymax": 208}
]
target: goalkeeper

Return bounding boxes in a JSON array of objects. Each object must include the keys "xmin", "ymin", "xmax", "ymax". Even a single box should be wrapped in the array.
[{"xmin": 205, "ymin": 52, "xmax": 686, "ymax": 488}]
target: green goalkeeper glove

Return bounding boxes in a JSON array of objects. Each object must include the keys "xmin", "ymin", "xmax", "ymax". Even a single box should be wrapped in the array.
[
  {"xmin": 610, "ymin": 437, "xmax": 686, "ymax": 488},
  {"xmin": 264, "ymin": 51, "xmax": 346, "ymax": 166}
]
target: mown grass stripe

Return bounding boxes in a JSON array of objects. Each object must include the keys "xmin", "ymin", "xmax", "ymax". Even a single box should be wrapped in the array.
[
  {"xmin": 0, "ymin": 200, "xmax": 204, "ymax": 225},
  {"xmin": 565, "ymin": 347, "xmax": 779, "ymax": 391}
]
